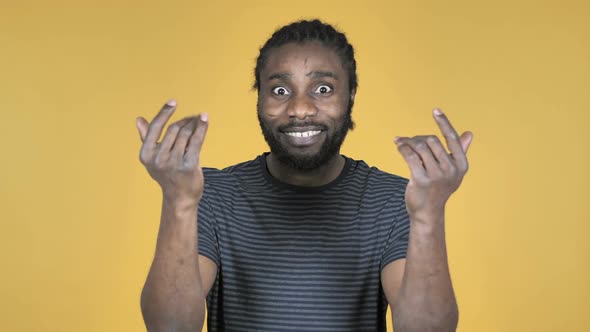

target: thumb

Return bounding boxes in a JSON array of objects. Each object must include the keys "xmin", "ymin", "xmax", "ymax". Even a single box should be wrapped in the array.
[
  {"xmin": 136, "ymin": 117, "xmax": 148, "ymax": 142},
  {"xmin": 460, "ymin": 131, "xmax": 473, "ymax": 153}
]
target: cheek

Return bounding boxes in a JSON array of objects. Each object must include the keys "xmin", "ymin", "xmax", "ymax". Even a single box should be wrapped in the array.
[
  {"xmin": 320, "ymin": 95, "xmax": 348, "ymax": 117},
  {"xmin": 259, "ymin": 96, "xmax": 287, "ymax": 118},
  {"xmin": 320, "ymin": 97, "xmax": 342, "ymax": 109}
]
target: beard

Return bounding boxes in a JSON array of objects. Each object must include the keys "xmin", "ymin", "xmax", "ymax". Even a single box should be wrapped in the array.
[{"xmin": 257, "ymin": 103, "xmax": 354, "ymax": 172}]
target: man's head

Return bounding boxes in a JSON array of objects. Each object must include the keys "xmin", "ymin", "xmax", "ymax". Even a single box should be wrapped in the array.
[{"xmin": 254, "ymin": 19, "xmax": 358, "ymax": 171}]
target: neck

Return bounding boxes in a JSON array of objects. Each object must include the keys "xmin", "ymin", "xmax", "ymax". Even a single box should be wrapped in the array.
[{"xmin": 266, "ymin": 152, "xmax": 345, "ymax": 187}]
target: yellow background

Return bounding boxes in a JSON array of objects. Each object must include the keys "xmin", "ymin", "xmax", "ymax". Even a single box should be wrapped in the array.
[{"xmin": 1, "ymin": 0, "xmax": 588, "ymax": 331}]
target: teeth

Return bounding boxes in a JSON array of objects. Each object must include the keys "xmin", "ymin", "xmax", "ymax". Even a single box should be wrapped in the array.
[{"xmin": 285, "ymin": 131, "xmax": 322, "ymax": 138}]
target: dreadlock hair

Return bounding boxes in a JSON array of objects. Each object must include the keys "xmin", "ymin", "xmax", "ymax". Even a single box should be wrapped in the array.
[{"xmin": 253, "ymin": 19, "xmax": 358, "ymax": 114}]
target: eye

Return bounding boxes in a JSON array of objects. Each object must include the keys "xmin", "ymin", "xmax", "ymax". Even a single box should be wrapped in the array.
[
  {"xmin": 314, "ymin": 85, "xmax": 333, "ymax": 94},
  {"xmin": 272, "ymin": 87, "xmax": 290, "ymax": 96}
]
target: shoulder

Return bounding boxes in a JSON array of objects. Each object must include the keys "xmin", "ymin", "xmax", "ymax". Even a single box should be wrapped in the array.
[
  {"xmin": 346, "ymin": 157, "xmax": 409, "ymax": 197},
  {"xmin": 203, "ymin": 155, "xmax": 260, "ymax": 179},
  {"xmin": 201, "ymin": 155, "xmax": 263, "ymax": 198}
]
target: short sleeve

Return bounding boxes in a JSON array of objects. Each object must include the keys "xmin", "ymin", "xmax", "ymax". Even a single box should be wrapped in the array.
[
  {"xmin": 380, "ymin": 194, "xmax": 411, "ymax": 270},
  {"xmin": 197, "ymin": 194, "xmax": 220, "ymax": 266}
]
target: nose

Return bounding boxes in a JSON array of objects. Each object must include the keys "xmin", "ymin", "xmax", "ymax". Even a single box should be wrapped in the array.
[{"xmin": 287, "ymin": 93, "xmax": 317, "ymax": 120}]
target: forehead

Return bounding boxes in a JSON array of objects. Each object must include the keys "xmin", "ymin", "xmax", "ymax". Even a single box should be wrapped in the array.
[{"xmin": 262, "ymin": 41, "xmax": 345, "ymax": 77}]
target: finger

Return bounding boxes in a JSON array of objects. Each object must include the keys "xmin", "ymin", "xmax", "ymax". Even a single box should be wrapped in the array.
[
  {"xmin": 460, "ymin": 131, "xmax": 473, "ymax": 154},
  {"xmin": 143, "ymin": 99, "xmax": 177, "ymax": 150},
  {"xmin": 395, "ymin": 138, "xmax": 427, "ymax": 179},
  {"xmin": 423, "ymin": 135, "xmax": 454, "ymax": 171},
  {"xmin": 136, "ymin": 117, "xmax": 148, "ymax": 142},
  {"xmin": 396, "ymin": 136, "xmax": 440, "ymax": 175},
  {"xmin": 185, "ymin": 113, "xmax": 209, "ymax": 165},
  {"xmin": 159, "ymin": 117, "xmax": 195, "ymax": 155},
  {"xmin": 432, "ymin": 108, "xmax": 468, "ymax": 167},
  {"xmin": 170, "ymin": 117, "xmax": 200, "ymax": 160}
]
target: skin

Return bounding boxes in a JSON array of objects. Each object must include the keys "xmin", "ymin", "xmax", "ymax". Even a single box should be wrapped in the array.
[
  {"xmin": 258, "ymin": 41, "xmax": 354, "ymax": 186},
  {"xmin": 136, "ymin": 41, "xmax": 473, "ymax": 332},
  {"xmin": 386, "ymin": 110, "xmax": 472, "ymax": 332},
  {"xmin": 136, "ymin": 102, "xmax": 217, "ymax": 331}
]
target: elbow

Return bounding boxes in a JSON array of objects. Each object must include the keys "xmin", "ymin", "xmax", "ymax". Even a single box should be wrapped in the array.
[
  {"xmin": 140, "ymin": 287, "xmax": 173, "ymax": 332},
  {"xmin": 436, "ymin": 305, "xmax": 459, "ymax": 332},
  {"xmin": 140, "ymin": 286, "xmax": 205, "ymax": 332},
  {"xmin": 140, "ymin": 287, "xmax": 159, "ymax": 332},
  {"xmin": 393, "ymin": 304, "xmax": 459, "ymax": 332}
]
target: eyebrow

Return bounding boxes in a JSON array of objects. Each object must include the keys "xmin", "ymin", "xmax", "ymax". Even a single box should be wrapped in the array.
[
  {"xmin": 268, "ymin": 72, "xmax": 291, "ymax": 81},
  {"xmin": 267, "ymin": 71, "xmax": 339, "ymax": 81},
  {"xmin": 308, "ymin": 71, "xmax": 338, "ymax": 80}
]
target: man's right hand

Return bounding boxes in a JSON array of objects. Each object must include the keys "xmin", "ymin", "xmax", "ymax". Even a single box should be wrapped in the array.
[{"xmin": 136, "ymin": 99, "xmax": 209, "ymax": 207}]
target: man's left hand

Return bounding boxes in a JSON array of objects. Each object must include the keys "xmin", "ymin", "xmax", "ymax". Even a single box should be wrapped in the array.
[{"xmin": 394, "ymin": 109, "xmax": 473, "ymax": 223}]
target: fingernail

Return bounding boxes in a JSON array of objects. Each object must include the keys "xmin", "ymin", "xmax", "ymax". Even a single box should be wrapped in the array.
[
  {"xmin": 166, "ymin": 99, "xmax": 177, "ymax": 107},
  {"xmin": 200, "ymin": 112, "xmax": 208, "ymax": 122},
  {"xmin": 433, "ymin": 108, "xmax": 443, "ymax": 116},
  {"xmin": 394, "ymin": 136, "xmax": 401, "ymax": 144}
]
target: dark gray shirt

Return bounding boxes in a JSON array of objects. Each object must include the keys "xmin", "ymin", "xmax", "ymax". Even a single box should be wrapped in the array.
[{"xmin": 198, "ymin": 153, "xmax": 410, "ymax": 331}]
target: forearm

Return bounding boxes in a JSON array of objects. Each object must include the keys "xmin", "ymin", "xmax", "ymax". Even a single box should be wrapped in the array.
[
  {"xmin": 393, "ymin": 212, "xmax": 458, "ymax": 332},
  {"xmin": 141, "ymin": 196, "xmax": 205, "ymax": 332}
]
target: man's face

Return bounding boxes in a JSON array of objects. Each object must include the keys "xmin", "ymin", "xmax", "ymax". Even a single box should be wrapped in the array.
[{"xmin": 257, "ymin": 41, "xmax": 354, "ymax": 171}]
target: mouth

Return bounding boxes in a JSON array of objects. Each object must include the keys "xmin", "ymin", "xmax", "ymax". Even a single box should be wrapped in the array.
[
  {"xmin": 281, "ymin": 126, "xmax": 326, "ymax": 147},
  {"xmin": 284, "ymin": 130, "xmax": 322, "ymax": 138}
]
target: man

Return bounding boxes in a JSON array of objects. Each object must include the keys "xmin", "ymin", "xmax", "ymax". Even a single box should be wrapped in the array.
[{"xmin": 136, "ymin": 19, "xmax": 472, "ymax": 331}]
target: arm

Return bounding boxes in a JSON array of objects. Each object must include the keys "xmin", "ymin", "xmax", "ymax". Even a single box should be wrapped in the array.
[
  {"xmin": 140, "ymin": 198, "xmax": 218, "ymax": 331},
  {"xmin": 382, "ymin": 108, "xmax": 473, "ymax": 332},
  {"xmin": 135, "ymin": 100, "xmax": 218, "ymax": 331},
  {"xmin": 382, "ymin": 214, "xmax": 457, "ymax": 332}
]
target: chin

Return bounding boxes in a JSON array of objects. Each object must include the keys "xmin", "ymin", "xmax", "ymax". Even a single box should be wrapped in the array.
[
  {"xmin": 277, "ymin": 154, "xmax": 324, "ymax": 171},
  {"xmin": 276, "ymin": 148, "xmax": 337, "ymax": 171},
  {"xmin": 258, "ymin": 115, "xmax": 348, "ymax": 171}
]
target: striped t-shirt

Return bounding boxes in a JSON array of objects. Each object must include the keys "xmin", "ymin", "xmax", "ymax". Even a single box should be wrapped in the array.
[{"xmin": 198, "ymin": 153, "xmax": 410, "ymax": 331}]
